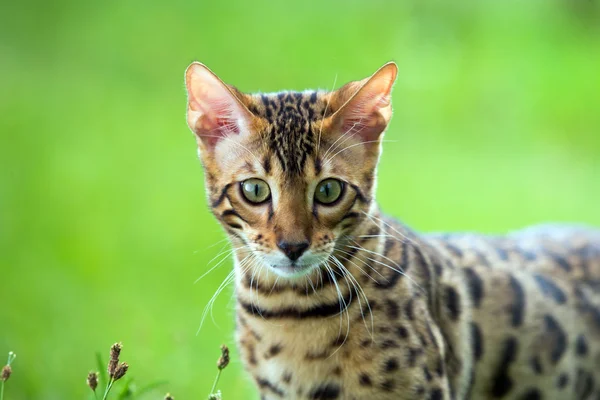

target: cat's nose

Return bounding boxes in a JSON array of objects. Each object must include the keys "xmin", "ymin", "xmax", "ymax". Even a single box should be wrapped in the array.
[{"xmin": 277, "ymin": 240, "xmax": 310, "ymax": 262}]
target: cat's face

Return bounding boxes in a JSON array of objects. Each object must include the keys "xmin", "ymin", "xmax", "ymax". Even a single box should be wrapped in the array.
[{"xmin": 185, "ymin": 63, "xmax": 397, "ymax": 280}]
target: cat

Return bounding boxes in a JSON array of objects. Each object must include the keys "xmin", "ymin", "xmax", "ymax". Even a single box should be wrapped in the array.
[{"xmin": 184, "ymin": 61, "xmax": 600, "ymax": 399}]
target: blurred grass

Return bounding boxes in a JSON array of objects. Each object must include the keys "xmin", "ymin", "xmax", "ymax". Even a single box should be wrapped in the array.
[{"xmin": 0, "ymin": 0, "xmax": 599, "ymax": 398}]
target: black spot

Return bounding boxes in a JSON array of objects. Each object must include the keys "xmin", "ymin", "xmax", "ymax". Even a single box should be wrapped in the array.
[
  {"xmin": 283, "ymin": 372, "xmax": 292, "ymax": 383},
  {"xmin": 404, "ymin": 298, "xmax": 414, "ymax": 320},
  {"xmin": 407, "ymin": 348, "xmax": 423, "ymax": 367},
  {"xmin": 509, "ymin": 276, "xmax": 525, "ymax": 327},
  {"xmin": 435, "ymin": 357, "xmax": 444, "ymax": 377},
  {"xmin": 471, "ymin": 323, "xmax": 483, "ymax": 362},
  {"xmin": 519, "ymin": 388, "xmax": 542, "ymax": 400},
  {"xmin": 545, "ymin": 250, "xmax": 571, "ymax": 272},
  {"xmin": 529, "ymin": 356, "xmax": 543, "ymax": 374},
  {"xmin": 266, "ymin": 344, "xmax": 282, "ymax": 358},
  {"xmin": 396, "ymin": 325, "xmax": 409, "ymax": 339},
  {"xmin": 309, "ymin": 383, "xmax": 340, "ymax": 399},
  {"xmin": 415, "ymin": 386, "xmax": 426, "ymax": 396},
  {"xmin": 381, "ymin": 379, "xmax": 395, "ymax": 391},
  {"xmin": 445, "ymin": 285, "xmax": 461, "ymax": 320},
  {"xmin": 544, "ymin": 314, "xmax": 567, "ymax": 364},
  {"xmin": 423, "ymin": 366, "xmax": 432, "ymax": 381},
  {"xmin": 464, "ymin": 268, "xmax": 484, "ymax": 307},
  {"xmin": 429, "ymin": 388, "xmax": 443, "ymax": 400},
  {"xmin": 496, "ymin": 246, "xmax": 509, "ymax": 261},
  {"xmin": 557, "ymin": 373, "xmax": 569, "ymax": 389},
  {"xmin": 575, "ymin": 334, "xmax": 588, "ymax": 356},
  {"xmin": 385, "ymin": 299, "xmax": 400, "ymax": 319},
  {"xmin": 490, "ymin": 336, "xmax": 518, "ymax": 397},
  {"xmin": 384, "ymin": 358, "xmax": 399, "ymax": 372},
  {"xmin": 534, "ymin": 274, "xmax": 567, "ymax": 304},
  {"xmin": 446, "ymin": 243, "xmax": 463, "ymax": 257},
  {"xmin": 359, "ymin": 373, "xmax": 372, "ymax": 386},
  {"xmin": 517, "ymin": 247, "xmax": 537, "ymax": 261},
  {"xmin": 380, "ymin": 339, "xmax": 400, "ymax": 349},
  {"xmin": 575, "ymin": 369, "xmax": 594, "ymax": 399}
]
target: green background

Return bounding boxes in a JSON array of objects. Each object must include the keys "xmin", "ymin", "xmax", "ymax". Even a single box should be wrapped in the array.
[{"xmin": 1, "ymin": 0, "xmax": 599, "ymax": 399}]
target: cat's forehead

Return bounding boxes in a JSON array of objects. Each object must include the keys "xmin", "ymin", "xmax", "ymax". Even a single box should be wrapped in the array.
[{"xmin": 246, "ymin": 91, "xmax": 334, "ymax": 176}]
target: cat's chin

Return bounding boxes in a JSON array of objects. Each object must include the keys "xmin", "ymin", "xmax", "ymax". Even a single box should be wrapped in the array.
[{"xmin": 267, "ymin": 263, "xmax": 317, "ymax": 279}]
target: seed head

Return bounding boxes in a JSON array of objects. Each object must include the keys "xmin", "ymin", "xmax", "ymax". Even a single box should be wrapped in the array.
[
  {"xmin": 113, "ymin": 362, "xmax": 128, "ymax": 381},
  {"xmin": 164, "ymin": 394, "xmax": 174, "ymax": 400},
  {"xmin": 87, "ymin": 372, "xmax": 98, "ymax": 391},
  {"xmin": 108, "ymin": 342, "xmax": 122, "ymax": 377},
  {"xmin": 208, "ymin": 391, "xmax": 222, "ymax": 400},
  {"xmin": 217, "ymin": 345, "xmax": 230, "ymax": 370},
  {"xmin": 1, "ymin": 365, "xmax": 11, "ymax": 382}
]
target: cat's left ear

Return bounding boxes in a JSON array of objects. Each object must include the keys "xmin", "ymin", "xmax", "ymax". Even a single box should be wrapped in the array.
[
  {"xmin": 185, "ymin": 62, "xmax": 255, "ymax": 150},
  {"xmin": 328, "ymin": 62, "xmax": 398, "ymax": 142}
]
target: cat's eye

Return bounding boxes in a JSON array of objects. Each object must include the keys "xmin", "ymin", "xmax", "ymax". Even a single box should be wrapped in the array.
[
  {"xmin": 241, "ymin": 179, "xmax": 271, "ymax": 204},
  {"xmin": 314, "ymin": 179, "xmax": 344, "ymax": 205}
]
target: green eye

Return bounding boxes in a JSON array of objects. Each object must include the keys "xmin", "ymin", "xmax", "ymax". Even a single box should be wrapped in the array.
[
  {"xmin": 315, "ymin": 179, "xmax": 344, "ymax": 205},
  {"xmin": 241, "ymin": 179, "xmax": 271, "ymax": 204}
]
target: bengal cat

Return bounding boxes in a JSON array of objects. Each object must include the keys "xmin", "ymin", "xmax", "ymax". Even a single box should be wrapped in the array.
[{"xmin": 183, "ymin": 62, "xmax": 600, "ymax": 400}]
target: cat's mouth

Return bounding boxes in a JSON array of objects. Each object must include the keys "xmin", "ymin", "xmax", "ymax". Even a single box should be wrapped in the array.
[{"xmin": 268, "ymin": 261, "xmax": 317, "ymax": 278}]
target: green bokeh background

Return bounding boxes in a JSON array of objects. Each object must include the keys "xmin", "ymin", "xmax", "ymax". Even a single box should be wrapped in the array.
[{"xmin": 1, "ymin": 0, "xmax": 599, "ymax": 398}]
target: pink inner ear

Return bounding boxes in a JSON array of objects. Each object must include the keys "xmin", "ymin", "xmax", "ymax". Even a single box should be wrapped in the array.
[{"xmin": 186, "ymin": 63, "xmax": 250, "ymax": 148}]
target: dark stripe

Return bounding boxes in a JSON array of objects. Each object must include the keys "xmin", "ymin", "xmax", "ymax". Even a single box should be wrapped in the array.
[
  {"xmin": 375, "ymin": 240, "xmax": 408, "ymax": 289},
  {"xmin": 464, "ymin": 268, "xmax": 484, "ymax": 308},
  {"xmin": 509, "ymin": 275, "xmax": 525, "ymax": 327},
  {"xmin": 341, "ymin": 211, "xmax": 359, "ymax": 221},
  {"xmin": 239, "ymin": 286, "xmax": 356, "ymax": 319},
  {"xmin": 471, "ymin": 323, "xmax": 483, "ymax": 362},
  {"xmin": 211, "ymin": 184, "xmax": 231, "ymax": 207},
  {"xmin": 534, "ymin": 274, "xmax": 567, "ymax": 304},
  {"xmin": 350, "ymin": 184, "xmax": 369, "ymax": 204},
  {"xmin": 221, "ymin": 209, "xmax": 248, "ymax": 223},
  {"xmin": 263, "ymin": 156, "xmax": 271, "ymax": 174},
  {"xmin": 314, "ymin": 157, "xmax": 322, "ymax": 175},
  {"xmin": 225, "ymin": 222, "xmax": 242, "ymax": 230},
  {"xmin": 489, "ymin": 336, "xmax": 518, "ymax": 397},
  {"xmin": 256, "ymin": 377, "xmax": 285, "ymax": 397}
]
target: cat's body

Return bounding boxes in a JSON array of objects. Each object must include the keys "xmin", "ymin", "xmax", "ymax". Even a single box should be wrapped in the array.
[{"xmin": 184, "ymin": 63, "xmax": 600, "ymax": 399}]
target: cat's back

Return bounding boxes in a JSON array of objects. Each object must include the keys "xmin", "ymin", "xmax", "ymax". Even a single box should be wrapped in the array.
[
  {"xmin": 424, "ymin": 224, "xmax": 600, "ymax": 283},
  {"xmin": 424, "ymin": 224, "xmax": 600, "ymax": 399}
]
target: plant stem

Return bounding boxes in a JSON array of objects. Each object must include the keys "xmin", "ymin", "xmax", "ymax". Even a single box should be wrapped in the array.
[
  {"xmin": 1, "ymin": 381, "xmax": 5, "ymax": 400},
  {"xmin": 102, "ymin": 378, "xmax": 114, "ymax": 400},
  {"xmin": 210, "ymin": 370, "xmax": 222, "ymax": 395}
]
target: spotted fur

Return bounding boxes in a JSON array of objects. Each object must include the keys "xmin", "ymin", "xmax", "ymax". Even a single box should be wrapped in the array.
[{"xmin": 184, "ymin": 62, "xmax": 600, "ymax": 399}]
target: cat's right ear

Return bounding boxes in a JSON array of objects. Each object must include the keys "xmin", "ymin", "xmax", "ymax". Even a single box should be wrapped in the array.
[{"xmin": 185, "ymin": 62, "xmax": 254, "ymax": 150}]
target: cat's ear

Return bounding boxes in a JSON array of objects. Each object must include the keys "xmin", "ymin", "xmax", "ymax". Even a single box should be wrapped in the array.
[
  {"xmin": 185, "ymin": 62, "xmax": 254, "ymax": 149},
  {"xmin": 328, "ymin": 62, "xmax": 398, "ymax": 142}
]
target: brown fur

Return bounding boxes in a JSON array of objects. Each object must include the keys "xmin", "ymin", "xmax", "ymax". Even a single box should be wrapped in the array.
[{"xmin": 184, "ymin": 62, "xmax": 600, "ymax": 399}]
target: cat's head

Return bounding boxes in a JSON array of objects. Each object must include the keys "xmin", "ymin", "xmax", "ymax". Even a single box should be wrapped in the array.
[{"xmin": 185, "ymin": 62, "xmax": 397, "ymax": 279}]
